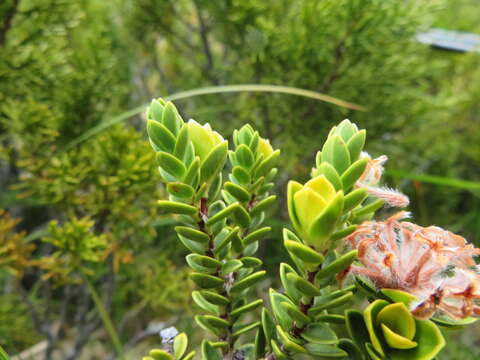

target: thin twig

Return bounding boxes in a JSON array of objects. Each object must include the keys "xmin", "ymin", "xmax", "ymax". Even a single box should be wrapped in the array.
[
  {"xmin": 193, "ymin": 0, "xmax": 217, "ymax": 83},
  {"xmin": 0, "ymin": 0, "xmax": 20, "ymax": 47}
]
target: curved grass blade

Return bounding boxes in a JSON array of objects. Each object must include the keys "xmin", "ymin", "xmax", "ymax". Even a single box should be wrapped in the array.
[
  {"xmin": 63, "ymin": 84, "xmax": 366, "ymax": 151},
  {"xmin": 387, "ymin": 169, "xmax": 480, "ymax": 192}
]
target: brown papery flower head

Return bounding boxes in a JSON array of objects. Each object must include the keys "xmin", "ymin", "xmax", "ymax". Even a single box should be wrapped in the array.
[{"xmin": 345, "ymin": 212, "xmax": 480, "ymax": 319}]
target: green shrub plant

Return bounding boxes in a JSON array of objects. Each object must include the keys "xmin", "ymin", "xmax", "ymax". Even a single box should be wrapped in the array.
[{"xmin": 142, "ymin": 99, "xmax": 479, "ymax": 360}]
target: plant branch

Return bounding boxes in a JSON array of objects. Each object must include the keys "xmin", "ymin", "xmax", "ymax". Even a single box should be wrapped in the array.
[
  {"xmin": 193, "ymin": 0, "xmax": 217, "ymax": 83},
  {"xmin": 0, "ymin": 0, "xmax": 20, "ymax": 47},
  {"xmin": 83, "ymin": 275, "xmax": 124, "ymax": 360}
]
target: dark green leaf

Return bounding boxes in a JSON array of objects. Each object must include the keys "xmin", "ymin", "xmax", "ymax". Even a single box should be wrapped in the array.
[
  {"xmin": 175, "ymin": 226, "xmax": 209, "ymax": 243},
  {"xmin": 158, "ymin": 200, "xmax": 197, "ymax": 215},
  {"xmin": 243, "ymin": 226, "xmax": 271, "ymax": 246},
  {"xmin": 341, "ymin": 158, "xmax": 368, "ymax": 191},
  {"xmin": 225, "ymin": 181, "xmax": 251, "ymax": 202},
  {"xmin": 286, "ymin": 272, "xmax": 320, "ymax": 296},
  {"xmin": 316, "ymin": 250, "xmax": 358, "ymax": 280},
  {"xmin": 156, "ymin": 152, "xmax": 186, "ymax": 179},
  {"xmin": 230, "ymin": 271, "xmax": 266, "ymax": 293},
  {"xmin": 147, "ymin": 120, "xmax": 176, "ymax": 152},
  {"xmin": 190, "ymin": 273, "xmax": 224, "ymax": 289}
]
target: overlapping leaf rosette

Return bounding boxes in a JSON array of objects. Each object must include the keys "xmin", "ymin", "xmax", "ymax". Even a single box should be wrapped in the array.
[
  {"xmin": 345, "ymin": 299, "xmax": 445, "ymax": 360},
  {"xmin": 258, "ymin": 120, "xmax": 402, "ymax": 359},
  {"xmin": 342, "ymin": 211, "xmax": 480, "ymax": 360},
  {"xmin": 146, "ymin": 99, "xmax": 280, "ymax": 357}
]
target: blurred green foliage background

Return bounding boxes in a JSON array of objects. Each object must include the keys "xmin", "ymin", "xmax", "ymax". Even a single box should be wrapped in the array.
[{"xmin": 0, "ymin": 0, "xmax": 479, "ymax": 358}]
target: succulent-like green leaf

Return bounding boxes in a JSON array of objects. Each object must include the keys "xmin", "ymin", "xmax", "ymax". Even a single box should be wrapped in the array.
[
  {"xmin": 341, "ymin": 158, "xmax": 368, "ymax": 191},
  {"xmin": 201, "ymin": 315, "xmax": 230, "ymax": 329},
  {"xmin": 316, "ymin": 250, "xmax": 358, "ymax": 279},
  {"xmin": 148, "ymin": 349, "xmax": 174, "ymax": 360},
  {"xmin": 390, "ymin": 320, "xmax": 445, "ymax": 360},
  {"xmin": 331, "ymin": 225, "xmax": 357, "ymax": 241},
  {"xmin": 431, "ymin": 316, "xmax": 477, "ymax": 329},
  {"xmin": 190, "ymin": 273, "xmax": 224, "ymax": 289},
  {"xmin": 338, "ymin": 338, "xmax": 364, "ymax": 360},
  {"xmin": 334, "ymin": 119, "xmax": 357, "ymax": 141},
  {"xmin": 261, "ymin": 308, "xmax": 278, "ymax": 348},
  {"xmin": 167, "ymin": 182, "xmax": 195, "ymax": 199},
  {"xmin": 232, "ymin": 166, "xmax": 251, "ymax": 185},
  {"xmin": 378, "ymin": 303, "xmax": 416, "ymax": 341},
  {"xmin": 236, "ymin": 144, "xmax": 255, "ymax": 168},
  {"xmin": 147, "ymin": 120, "xmax": 176, "ymax": 153},
  {"xmin": 183, "ymin": 157, "xmax": 200, "ymax": 187},
  {"xmin": 225, "ymin": 181, "xmax": 251, "ymax": 202},
  {"xmin": 366, "ymin": 343, "xmax": 383, "ymax": 360},
  {"xmin": 177, "ymin": 234, "xmax": 206, "ymax": 254},
  {"xmin": 313, "ymin": 162, "xmax": 343, "ymax": 191},
  {"xmin": 309, "ymin": 292, "xmax": 353, "ymax": 314},
  {"xmin": 214, "ymin": 227, "xmax": 239, "ymax": 253},
  {"xmin": 192, "ymin": 291, "xmax": 219, "ymax": 314},
  {"xmin": 174, "ymin": 125, "xmax": 190, "ymax": 160},
  {"xmin": 352, "ymin": 199, "xmax": 385, "ymax": 218},
  {"xmin": 158, "ymin": 200, "xmax": 197, "ymax": 215},
  {"xmin": 182, "ymin": 351, "xmax": 195, "ymax": 360},
  {"xmin": 381, "ymin": 323, "xmax": 417, "ymax": 350},
  {"xmin": 175, "ymin": 226, "xmax": 209, "ymax": 243},
  {"xmin": 284, "ymin": 240, "xmax": 325, "ymax": 266},
  {"xmin": 250, "ymin": 195, "xmax": 276, "ymax": 217},
  {"xmin": 280, "ymin": 301, "xmax": 310, "ymax": 324},
  {"xmin": 305, "ymin": 343, "xmax": 348, "ymax": 358},
  {"xmin": 173, "ymin": 333, "xmax": 188, "ymax": 359},
  {"xmin": 240, "ymin": 257, "xmax": 263, "ymax": 268},
  {"xmin": 364, "ymin": 300, "xmax": 389, "ymax": 357},
  {"xmin": 345, "ymin": 309, "xmax": 370, "ymax": 356},
  {"xmin": 317, "ymin": 314, "xmax": 345, "ymax": 324},
  {"xmin": 220, "ymin": 259, "xmax": 243, "ymax": 275},
  {"xmin": 243, "ymin": 226, "xmax": 271, "ymax": 246},
  {"xmin": 286, "ymin": 272, "xmax": 320, "ymax": 296},
  {"xmin": 200, "ymin": 290, "xmax": 230, "ymax": 306},
  {"xmin": 232, "ymin": 321, "xmax": 261, "ymax": 338},
  {"xmin": 271, "ymin": 340, "xmax": 289, "ymax": 359},
  {"xmin": 309, "ymin": 191, "xmax": 344, "ymax": 247},
  {"xmin": 381, "ymin": 289, "xmax": 418, "ymax": 307},
  {"xmin": 279, "ymin": 263, "xmax": 303, "ymax": 303},
  {"xmin": 287, "ymin": 181, "xmax": 303, "ymax": 235},
  {"xmin": 162, "ymin": 101, "xmax": 181, "ymax": 136},
  {"xmin": 230, "ymin": 271, "xmax": 266, "ymax": 293},
  {"xmin": 231, "ymin": 299, "xmax": 264, "ymax": 319},
  {"xmin": 355, "ymin": 276, "xmax": 378, "ymax": 297},
  {"xmin": 249, "ymin": 131, "xmax": 260, "ymax": 151},
  {"xmin": 149, "ymin": 99, "xmax": 164, "ymax": 121},
  {"xmin": 156, "ymin": 152, "xmax": 186, "ymax": 179},
  {"xmin": 254, "ymin": 150, "xmax": 280, "ymax": 179},
  {"xmin": 301, "ymin": 322, "xmax": 338, "ymax": 344},
  {"xmin": 269, "ymin": 289, "xmax": 295, "ymax": 331},
  {"xmin": 232, "ymin": 205, "xmax": 251, "ymax": 228},
  {"xmin": 343, "ymin": 188, "xmax": 368, "ymax": 212},
  {"xmin": 186, "ymin": 254, "xmax": 222, "ymax": 271},
  {"xmin": 276, "ymin": 325, "xmax": 307, "ymax": 353},
  {"xmin": 201, "ymin": 340, "xmax": 222, "ymax": 360},
  {"xmin": 346, "ymin": 129, "xmax": 366, "ymax": 161},
  {"xmin": 206, "ymin": 203, "xmax": 239, "ymax": 226},
  {"xmin": 282, "ymin": 229, "xmax": 306, "ymax": 274},
  {"xmin": 200, "ymin": 141, "xmax": 228, "ymax": 184},
  {"xmin": 332, "ymin": 136, "xmax": 351, "ymax": 174},
  {"xmin": 194, "ymin": 315, "xmax": 221, "ymax": 336},
  {"xmin": 316, "ymin": 250, "xmax": 358, "ymax": 280},
  {"xmin": 255, "ymin": 326, "xmax": 267, "ymax": 358}
]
